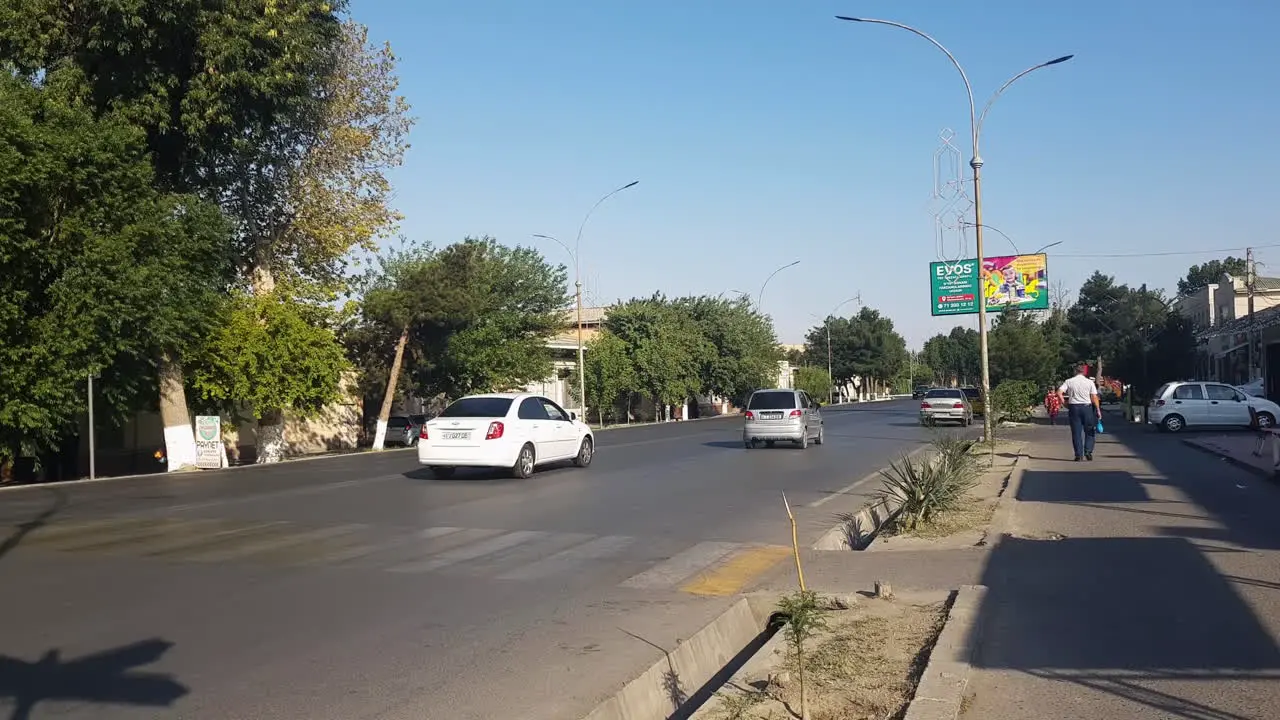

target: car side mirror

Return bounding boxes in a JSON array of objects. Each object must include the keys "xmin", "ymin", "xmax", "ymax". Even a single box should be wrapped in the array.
[{"xmin": 570, "ymin": 412, "xmax": 577, "ymax": 421}]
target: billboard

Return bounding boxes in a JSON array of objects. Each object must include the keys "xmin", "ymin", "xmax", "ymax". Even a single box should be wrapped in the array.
[{"xmin": 929, "ymin": 253, "xmax": 1049, "ymax": 317}]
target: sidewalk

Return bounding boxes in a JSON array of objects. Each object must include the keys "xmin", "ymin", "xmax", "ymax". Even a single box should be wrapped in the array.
[
  {"xmin": 962, "ymin": 424, "xmax": 1280, "ymax": 720},
  {"xmin": 1182, "ymin": 432, "xmax": 1280, "ymax": 479}
]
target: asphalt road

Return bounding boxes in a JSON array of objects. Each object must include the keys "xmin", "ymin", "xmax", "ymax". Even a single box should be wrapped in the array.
[{"xmin": 0, "ymin": 400, "xmax": 945, "ymax": 720}]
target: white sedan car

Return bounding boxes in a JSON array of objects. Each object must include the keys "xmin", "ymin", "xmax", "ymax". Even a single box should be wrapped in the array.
[{"xmin": 417, "ymin": 393, "xmax": 594, "ymax": 479}]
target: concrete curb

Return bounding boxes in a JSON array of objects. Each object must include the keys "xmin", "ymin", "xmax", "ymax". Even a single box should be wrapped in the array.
[
  {"xmin": 986, "ymin": 465, "xmax": 1026, "ymax": 540},
  {"xmin": 581, "ymin": 594, "xmax": 780, "ymax": 720},
  {"xmin": 903, "ymin": 585, "xmax": 989, "ymax": 720},
  {"xmin": 811, "ymin": 444, "xmax": 933, "ymax": 551},
  {"xmin": 1181, "ymin": 438, "xmax": 1279, "ymax": 483}
]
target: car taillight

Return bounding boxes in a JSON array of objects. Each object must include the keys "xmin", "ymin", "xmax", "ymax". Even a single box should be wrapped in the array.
[
  {"xmin": 789, "ymin": 409, "xmax": 803, "ymax": 418},
  {"xmin": 921, "ymin": 402, "xmax": 931, "ymax": 409},
  {"xmin": 953, "ymin": 402, "xmax": 964, "ymax": 409},
  {"xmin": 419, "ymin": 425, "xmax": 429, "ymax": 439},
  {"xmin": 744, "ymin": 411, "xmax": 754, "ymax": 420},
  {"xmin": 1155, "ymin": 399, "xmax": 1165, "ymax": 407},
  {"xmin": 485, "ymin": 421, "xmax": 504, "ymax": 440}
]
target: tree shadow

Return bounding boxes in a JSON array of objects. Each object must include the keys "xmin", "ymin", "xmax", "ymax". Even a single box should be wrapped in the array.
[
  {"xmin": 0, "ymin": 639, "xmax": 187, "ymax": 720},
  {"xmin": 0, "ymin": 489, "xmax": 66, "ymax": 563}
]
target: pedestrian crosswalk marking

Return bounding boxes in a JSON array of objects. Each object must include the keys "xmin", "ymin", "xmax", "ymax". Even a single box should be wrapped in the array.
[
  {"xmin": 496, "ymin": 535, "xmax": 635, "ymax": 581},
  {"xmin": 679, "ymin": 545, "xmax": 792, "ymax": 597},
  {"xmin": 388, "ymin": 530, "xmax": 547, "ymax": 574},
  {"xmin": 619, "ymin": 541, "xmax": 742, "ymax": 589},
  {"xmin": 17, "ymin": 517, "xmax": 780, "ymax": 596}
]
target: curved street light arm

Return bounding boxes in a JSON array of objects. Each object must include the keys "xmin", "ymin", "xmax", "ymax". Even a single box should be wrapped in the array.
[
  {"xmin": 836, "ymin": 17, "xmax": 977, "ymax": 155},
  {"xmin": 532, "ymin": 233, "xmax": 575, "ymax": 266},
  {"xmin": 960, "ymin": 222, "xmax": 1019, "ymax": 255},
  {"xmin": 758, "ymin": 260, "xmax": 801, "ymax": 308},
  {"xmin": 975, "ymin": 55, "xmax": 1074, "ymax": 153},
  {"xmin": 575, "ymin": 180, "xmax": 640, "ymax": 257}
]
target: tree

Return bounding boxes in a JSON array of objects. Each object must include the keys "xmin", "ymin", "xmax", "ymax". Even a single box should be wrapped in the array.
[
  {"xmin": 0, "ymin": 75, "xmax": 230, "ymax": 463},
  {"xmin": 988, "ymin": 310, "xmax": 1057, "ymax": 388},
  {"xmin": 674, "ymin": 296, "xmax": 781, "ymax": 405},
  {"xmin": 405, "ymin": 238, "xmax": 570, "ymax": 401},
  {"xmin": 605, "ymin": 296, "xmax": 713, "ymax": 419},
  {"xmin": 1177, "ymin": 257, "xmax": 1248, "ymax": 296},
  {"xmin": 920, "ymin": 328, "xmax": 980, "ymax": 387},
  {"xmin": 580, "ymin": 331, "xmax": 638, "ymax": 425},
  {"xmin": 0, "ymin": 0, "xmax": 356, "ymax": 467},
  {"xmin": 793, "ymin": 367, "xmax": 833, "ymax": 404}
]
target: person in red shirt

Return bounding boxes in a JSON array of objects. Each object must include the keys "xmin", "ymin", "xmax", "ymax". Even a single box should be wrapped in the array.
[{"xmin": 1044, "ymin": 386, "xmax": 1062, "ymax": 425}]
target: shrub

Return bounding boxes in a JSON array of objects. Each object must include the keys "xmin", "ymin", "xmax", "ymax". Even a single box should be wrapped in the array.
[
  {"xmin": 877, "ymin": 442, "xmax": 977, "ymax": 532},
  {"xmin": 990, "ymin": 379, "xmax": 1042, "ymax": 422}
]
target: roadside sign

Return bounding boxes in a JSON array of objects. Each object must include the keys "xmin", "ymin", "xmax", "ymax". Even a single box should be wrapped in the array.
[
  {"xmin": 929, "ymin": 253, "xmax": 1050, "ymax": 316},
  {"xmin": 194, "ymin": 416, "xmax": 224, "ymax": 469},
  {"xmin": 929, "ymin": 259, "xmax": 979, "ymax": 316}
]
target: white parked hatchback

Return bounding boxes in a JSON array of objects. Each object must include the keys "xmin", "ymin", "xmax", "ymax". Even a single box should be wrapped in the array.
[
  {"xmin": 1148, "ymin": 380, "xmax": 1279, "ymax": 433},
  {"xmin": 417, "ymin": 393, "xmax": 594, "ymax": 479}
]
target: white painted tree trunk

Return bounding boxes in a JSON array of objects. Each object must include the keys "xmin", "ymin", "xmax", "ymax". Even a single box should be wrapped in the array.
[
  {"xmin": 158, "ymin": 352, "xmax": 199, "ymax": 471},
  {"xmin": 372, "ymin": 327, "xmax": 410, "ymax": 451},
  {"xmin": 256, "ymin": 409, "xmax": 286, "ymax": 464}
]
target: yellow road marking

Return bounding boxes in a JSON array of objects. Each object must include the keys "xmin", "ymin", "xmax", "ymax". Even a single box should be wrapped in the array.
[{"xmin": 679, "ymin": 545, "xmax": 792, "ymax": 597}]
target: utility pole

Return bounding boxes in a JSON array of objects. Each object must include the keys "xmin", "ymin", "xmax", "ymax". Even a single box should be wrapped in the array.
[
  {"xmin": 87, "ymin": 372, "xmax": 96, "ymax": 481},
  {"xmin": 826, "ymin": 323, "xmax": 834, "ymax": 405},
  {"xmin": 1247, "ymin": 246, "xmax": 1256, "ymax": 381}
]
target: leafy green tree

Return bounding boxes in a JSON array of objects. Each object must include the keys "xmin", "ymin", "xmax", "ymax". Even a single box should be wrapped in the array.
[
  {"xmin": 579, "ymin": 331, "xmax": 639, "ymax": 425},
  {"xmin": 406, "ymin": 238, "xmax": 570, "ymax": 401},
  {"xmin": 805, "ymin": 307, "xmax": 907, "ymax": 396},
  {"xmin": 793, "ymin": 366, "xmax": 833, "ymax": 404},
  {"xmin": 674, "ymin": 296, "xmax": 780, "ymax": 405},
  {"xmin": 605, "ymin": 296, "xmax": 713, "ymax": 418},
  {"xmin": 1177, "ymin": 257, "xmax": 1248, "ymax": 296},
  {"xmin": 989, "ymin": 309, "xmax": 1058, "ymax": 387},
  {"xmin": 0, "ymin": 75, "xmax": 230, "ymax": 462}
]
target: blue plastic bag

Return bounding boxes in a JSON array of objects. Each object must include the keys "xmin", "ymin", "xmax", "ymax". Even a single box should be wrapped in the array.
[{"xmin": 1096, "ymin": 420, "xmax": 1105, "ymax": 434}]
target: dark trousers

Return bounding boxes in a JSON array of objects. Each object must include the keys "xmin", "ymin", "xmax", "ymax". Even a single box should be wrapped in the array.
[{"xmin": 1068, "ymin": 403, "xmax": 1097, "ymax": 458}]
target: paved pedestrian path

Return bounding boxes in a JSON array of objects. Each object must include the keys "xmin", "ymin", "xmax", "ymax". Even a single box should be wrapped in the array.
[{"xmin": 963, "ymin": 424, "xmax": 1280, "ymax": 720}]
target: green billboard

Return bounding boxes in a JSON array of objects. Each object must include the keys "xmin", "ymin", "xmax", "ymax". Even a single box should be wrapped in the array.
[{"xmin": 929, "ymin": 254, "xmax": 1050, "ymax": 317}]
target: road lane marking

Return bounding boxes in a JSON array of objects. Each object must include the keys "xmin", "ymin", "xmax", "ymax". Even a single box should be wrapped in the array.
[
  {"xmin": 387, "ymin": 530, "xmax": 547, "ymax": 573},
  {"xmin": 51, "ymin": 519, "xmax": 223, "ymax": 552},
  {"xmin": 180, "ymin": 524, "xmax": 367, "ymax": 563},
  {"xmin": 156, "ymin": 474, "xmax": 404, "ymax": 514},
  {"xmin": 292, "ymin": 526, "xmax": 473, "ymax": 567},
  {"xmin": 453, "ymin": 532, "xmax": 595, "ymax": 576},
  {"xmin": 496, "ymin": 535, "xmax": 636, "ymax": 581},
  {"xmin": 679, "ymin": 545, "xmax": 793, "ymax": 596},
  {"xmin": 619, "ymin": 541, "xmax": 741, "ymax": 589},
  {"xmin": 24, "ymin": 518, "xmax": 159, "ymax": 547}
]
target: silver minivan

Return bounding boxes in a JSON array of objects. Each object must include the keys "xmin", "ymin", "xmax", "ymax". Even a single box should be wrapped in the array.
[{"xmin": 743, "ymin": 389, "xmax": 824, "ymax": 449}]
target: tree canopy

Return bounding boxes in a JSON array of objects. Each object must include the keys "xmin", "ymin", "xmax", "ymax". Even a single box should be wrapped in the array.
[{"xmin": 1177, "ymin": 256, "xmax": 1248, "ymax": 296}]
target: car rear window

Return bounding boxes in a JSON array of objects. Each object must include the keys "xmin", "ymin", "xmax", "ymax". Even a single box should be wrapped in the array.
[
  {"xmin": 1153, "ymin": 383, "xmax": 1172, "ymax": 400},
  {"xmin": 439, "ymin": 397, "xmax": 514, "ymax": 418},
  {"xmin": 409, "ymin": 414, "xmax": 428, "ymax": 425},
  {"xmin": 748, "ymin": 391, "xmax": 797, "ymax": 410},
  {"xmin": 925, "ymin": 389, "xmax": 964, "ymax": 399},
  {"xmin": 962, "ymin": 388, "xmax": 980, "ymax": 399},
  {"xmin": 388, "ymin": 416, "xmax": 410, "ymax": 428}
]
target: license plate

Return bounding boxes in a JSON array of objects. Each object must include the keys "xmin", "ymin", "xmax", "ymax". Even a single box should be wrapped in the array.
[
  {"xmin": 442, "ymin": 431, "xmax": 469, "ymax": 440},
  {"xmin": 761, "ymin": 412, "xmax": 783, "ymax": 420}
]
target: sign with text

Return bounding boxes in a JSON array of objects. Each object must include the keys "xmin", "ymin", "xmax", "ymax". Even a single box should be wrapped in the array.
[
  {"xmin": 194, "ymin": 415, "xmax": 224, "ymax": 469},
  {"xmin": 929, "ymin": 253, "xmax": 1049, "ymax": 316}
]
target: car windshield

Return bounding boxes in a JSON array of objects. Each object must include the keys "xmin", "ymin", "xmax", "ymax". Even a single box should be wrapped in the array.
[
  {"xmin": 748, "ymin": 391, "xmax": 797, "ymax": 410},
  {"xmin": 438, "ymin": 397, "xmax": 514, "ymax": 418},
  {"xmin": 925, "ymin": 389, "xmax": 964, "ymax": 400},
  {"xmin": 387, "ymin": 416, "xmax": 410, "ymax": 428}
]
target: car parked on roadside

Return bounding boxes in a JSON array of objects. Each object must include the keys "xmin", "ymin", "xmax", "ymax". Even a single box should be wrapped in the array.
[
  {"xmin": 920, "ymin": 388, "xmax": 973, "ymax": 426},
  {"xmin": 384, "ymin": 415, "xmax": 422, "ymax": 447},
  {"xmin": 417, "ymin": 393, "xmax": 594, "ymax": 479},
  {"xmin": 742, "ymin": 388, "xmax": 824, "ymax": 449},
  {"xmin": 1148, "ymin": 380, "xmax": 1279, "ymax": 433}
]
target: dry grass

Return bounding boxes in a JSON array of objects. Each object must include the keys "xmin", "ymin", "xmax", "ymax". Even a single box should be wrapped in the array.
[
  {"xmin": 714, "ymin": 600, "xmax": 948, "ymax": 720},
  {"xmin": 879, "ymin": 496, "xmax": 995, "ymax": 541}
]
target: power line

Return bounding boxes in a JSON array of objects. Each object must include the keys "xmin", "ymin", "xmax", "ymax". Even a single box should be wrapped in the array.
[{"xmin": 1055, "ymin": 243, "xmax": 1280, "ymax": 259}]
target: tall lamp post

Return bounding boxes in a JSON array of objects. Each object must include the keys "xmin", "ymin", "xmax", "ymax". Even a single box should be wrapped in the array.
[
  {"xmin": 534, "ymin": 180, "xmax": 639, "ymax": 420},
  {"xmin": 818, "ymin": 295, "xmax": 862, "ymax": 405},
  {"xmin": 836, "ymin": 15, "xmax": 1072, "ymax": 442}
]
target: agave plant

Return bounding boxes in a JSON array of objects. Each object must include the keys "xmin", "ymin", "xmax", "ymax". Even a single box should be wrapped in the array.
[{"xmin": 877, "ymin": 446, "xmax": 976, "ymax": 531}]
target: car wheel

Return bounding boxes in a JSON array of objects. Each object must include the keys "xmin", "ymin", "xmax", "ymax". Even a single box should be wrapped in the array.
[
  {"xmin": 815, "ymin": 426, "xmax": 824, "ymax": 445},
  {"xmin": 430, "ymin": 466, "xmax": 455, "ymax": 479},
  {"xmin": 573, "ymin": 437, "xmax": 593, "ymax": 467},
  {"xmin": 798, "ymin": 432, "xmax": 809, "ymax": 450},
  {"xmin": 1258, "ymin": 412, "xmax": 1276, "ymax": 429},
  {"xmin": 512, "ymin": 443, "xmax": 536, "ymax": 479},
  {"xmin": 1161, "ymin": 414, "xmax": 1185, "ymax": 433}
]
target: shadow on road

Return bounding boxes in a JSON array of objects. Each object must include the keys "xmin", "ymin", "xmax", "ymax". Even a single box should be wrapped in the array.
[
  {"xmin": 0, "ymin": 639, "xmax": 187, "ymax": 720},
  {"xmin": 969, "ymin": 428, "xmax": 1280, "ymax": 719},
  {"xmin": 0, "ymin": 489, "xmax": 66, "ymax": 564}
]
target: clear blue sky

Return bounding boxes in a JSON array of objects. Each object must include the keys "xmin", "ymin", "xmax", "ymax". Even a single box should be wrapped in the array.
[{"xmin": 358, "ymin": 0, "xmax": 1280, "ymax": 349}]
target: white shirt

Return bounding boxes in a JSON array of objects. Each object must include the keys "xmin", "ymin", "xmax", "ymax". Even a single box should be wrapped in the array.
[{"xmin": 1059, "ymin": 374, "xmax": 1099, "ymax": 405}]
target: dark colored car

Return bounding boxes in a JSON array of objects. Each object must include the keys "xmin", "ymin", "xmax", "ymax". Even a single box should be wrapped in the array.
[
  {"xmin": 961, "ymin": 387, "xmax": 984, "ymax": 416},
  {"xmin": 911, "ymin": 385, "xmax": 931, "ymax": 400}
]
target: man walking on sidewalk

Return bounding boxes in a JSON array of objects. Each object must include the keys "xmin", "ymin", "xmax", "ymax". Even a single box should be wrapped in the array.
[{"xmin": 1059, "ymin": 362, "xmax": 1101, "ymax": 461}]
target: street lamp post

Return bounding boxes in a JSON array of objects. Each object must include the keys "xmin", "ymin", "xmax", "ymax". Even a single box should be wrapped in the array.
[
  {"xmin": 534, "ymin": 180, "xmax": 639, "ymax": 422},
  {"xmin": 758, "ymin": 260, "xmax": 800, "ymax": 310},
  {"xmin": 820, "ymin": 295, "xmax": 862, "ymax": 404},
  {"xmin": 837, "ymin": 15, "xmax": 1072, "ymax": 442}
]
